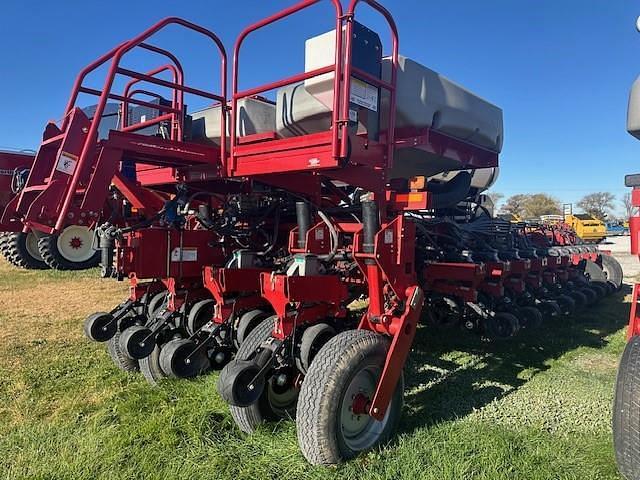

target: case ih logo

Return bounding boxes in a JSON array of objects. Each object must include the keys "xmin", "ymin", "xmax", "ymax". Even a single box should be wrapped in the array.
[{"xmin": 0, "ymin": 169, "xmax": 13, "ymax": 176}]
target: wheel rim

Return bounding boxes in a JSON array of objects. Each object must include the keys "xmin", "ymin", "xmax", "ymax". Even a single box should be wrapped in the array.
[
  {"xmin": 25, "ymin": 231, "xmax": 43, "ymax": 261},
  {"xmin": 339, "ymin": 365, "xmax": 390, "ymax": 452},
  {"xmin": 56, "ymin": 226, "xmax": 95, "ymax": 262},
  {"xmin": 266, "ymin": 374, "xmax": 298, "ymax": 416}
]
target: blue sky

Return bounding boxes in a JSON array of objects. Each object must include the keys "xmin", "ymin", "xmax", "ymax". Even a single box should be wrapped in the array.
[{"xmin": 0, "ymin": 0, "xmax": 638, "ymax": 214}]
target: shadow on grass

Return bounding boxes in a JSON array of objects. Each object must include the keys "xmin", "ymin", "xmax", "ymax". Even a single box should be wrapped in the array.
[{"xmin": 399, "ymin": 287, "xmax": 629, "ymax": 435}]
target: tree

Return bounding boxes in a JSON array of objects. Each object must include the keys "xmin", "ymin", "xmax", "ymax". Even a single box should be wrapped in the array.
[
  {"xmin": 499, "ymin": 193, "xmax": 561, "ymax": 219},
  {"xmin": 485, "ymin": 191, "xmax": 504, "ymax": 210},
  {"xmin": 622, "ymin": 192, "xmax": 638, "ymax": 219},
  {"xmin": 577, "ymin": 192, "xmax": 615, "ymax": 221},
  {"xmin": 522, "ymin": 193, "xmax": 562, "ymax": 218},
  {"xmin": 500, "ymin": 194, "xmax": 529, "ymax": 218}
]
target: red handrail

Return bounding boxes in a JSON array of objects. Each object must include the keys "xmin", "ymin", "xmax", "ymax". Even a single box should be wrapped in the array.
[
  {"xmin": 345, "ymin": 0, "xmax": 399, "ymax": 169},
  {"xmin": 122, "ymin": 65, "xmax": 183, "ymax": 140},
  {"xmin": 230, "ymin": 0, "xmax": 399, "ymax": 177},
  {"xmin": 55, "ymin": 17, "xmax": 227, "ymax": 232},
  {"xmin": 231, "ymin": 0, "xmax": 344, "ymax": 175}
]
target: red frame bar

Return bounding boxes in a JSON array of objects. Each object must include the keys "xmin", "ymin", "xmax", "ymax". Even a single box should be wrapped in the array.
[
  {"xmin": 55, "ymin": 17, "xmax": 227, "ymax": 232},
  {"xmin": 231, "ymin": 0, "xmax": 344, "ymax": 175},
  {"xmin": 122, "ymin": 64, "xmax": 183, "ymax": 140}
]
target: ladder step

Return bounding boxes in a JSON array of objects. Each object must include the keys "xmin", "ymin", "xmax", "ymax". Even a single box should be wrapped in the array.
[
  {"xmin": 42, "ymin": 133, "xmax": 66, "ymax": 146},
  {"xmin": 22, "ymin": 185, "xmax": 46, "ymax": 193}
]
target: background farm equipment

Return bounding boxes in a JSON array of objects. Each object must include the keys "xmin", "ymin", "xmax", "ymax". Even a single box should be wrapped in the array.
[{"xmin": 6, "ymin": 0, "xmax": 625, "ymax": 467}]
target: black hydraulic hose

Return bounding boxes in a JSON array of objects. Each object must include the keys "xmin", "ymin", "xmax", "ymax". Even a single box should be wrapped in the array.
[
  {"xmin": 362, "ymin": 201, "xmax": 379, "ymax": 260},
  {"xmin": 296, "ymin": 202, "xmax": 311, "ymax": 249}
]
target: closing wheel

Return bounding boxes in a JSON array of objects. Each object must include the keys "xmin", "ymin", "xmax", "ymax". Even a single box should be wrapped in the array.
[
  {"xmin": 297, "ymin": 323, "xmax": 336, "ymax": 374},
  {"xmin": 159, "ymin": 338, "xmax": 210, "ymax": 378},
  {"xmin": 234, "ymin": 309, "xmax": 270, "ymax": 349},
  {"xmin": 107, "ymin": 329, "xmax": 139, "ymax": 372},
  {"xmin": 147, "ymin": 292, "xmax": 167, "ymax": 321},
  {"xmin": 186, "ymin": 299, "xmax": 215, "ymax": 336},
  {"xmin": 556, "ymin": 294, "xmax": 576, "ymax": 316},
  {"xmin": 485, "ymin": 312, "xmax": 520, "ymax": 339},
  {"xmin": 590, "ymin": 282, "xmax": 608, "ymax": 299},
  {"xmin": 0, "ymin": 231, "xmax": 48, "ymax": 269},
  {"xmin": 219, "ymin": 359, "xmax": 265, "ymax": 406},
  {"xmin": 37, "ymin": 225, "xmax": 100, "ymax": 270},
  {"xmin": 614, "ymin": 336, "xmax": 640, "ymax": 480},
  {"xmin": 568, "ymin": 289, "xmax": 588, "ymax": 310},
  {"xmin": 538, "ymin": 300, "xmax": 561, "ymax": 318},
  {"xmin": 425, "ymin": 297, "xmax": 461, "ymax": 329},
  {"xmin": 119, "ymin": 325, "xmax": 155, "ymax": 360},
  {"xmin": 296, "ymin": 329, "xmax": 403, "ymax": 465},
  {"xmin": 83, "ymin": 312, "xmax": 116, "ymax": 342},
  {"xmin": 224, "ymin": 316, "xmax": 298, "ymax": 433},
  {"xmin": 580, "ymin": 287, "xmax": 598, "ymax": 305},
  {"xmin": 517, "ymin": 306, "xmax": 543, "ymax": 329}
]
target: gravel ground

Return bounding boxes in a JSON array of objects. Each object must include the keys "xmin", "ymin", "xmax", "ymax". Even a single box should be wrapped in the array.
[{"xmin": 599, "ymin": 236, "xmax": 639, "ymax": 283}]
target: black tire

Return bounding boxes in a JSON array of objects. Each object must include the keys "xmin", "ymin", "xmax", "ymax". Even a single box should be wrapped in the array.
[
  {"xmin": 517, "ymin": 306, "xmax": 543, "ymax": 329},
  {"xmin": 159, "ymin": 338, "xmax": 209, "ymax": 378},
  {"xmin": 0, "ymin": 231, "xmax": 48, "ymax": 269},
  {"xmin": 425, "ymin": 298, "xmax": 461, "ymax": 330},
  {"xmin": 234, "ymin": 309, "xmax": 270, "ymax": 349},
  {"xmin": 568, "ymin": 290, "xmax": 588, "ymax": 310},
  {"xmin": 37, "ymin": 227, "xmax": 100, "ymax": 270},
  {"xmin": 580, "ymin": 287, "xmax": 598, "ymax": 305},
  {"xmin": 538, "ymin": 300, "xmax": 562, "ymax": 318},
  {"xmin": 139, "ymin": 345, "xmax": 166, "ymax": 386},
  {"xmin": 602, "ymin": 254, "xmax": 624, "ymax": 291},
  {"xmin": 228, "ymin": 316, "xmax": 295, "ymax": 434},
  {"xmin": 107, "ymin": 330, "xmax": 139, "ymax": 372},
  {"xmin": 485, "ymin": 312, "xmax": 520, "ymax": 339},
  {"xmin": 297, "ymin": 323, "xmax": 336, "ymax": 374},
  {"xmin": 556, "ymin": 294, "xmax": 576, "ymax": 315},
  {"xmin": 614, "ymin": 336, "xmax": 640, "ymax": 480},
  {"xmin": 147, "ymin": 292, "xmax": 167, "ymax": 321},
  {"xmin": 590, "ymin": 282, "xmax": 608, "ymax": 299},
  {"xmin": 296, "ymin": 329, "xmax": 404, "ymax": 465},
  {"xmin": 119, "ymin": 325, "xmax": 155, "ymax": 360},
  {"xmin": 186, "ymin": 299, "xmax": 215, "ymax": 336},
  {"xmin": 83, "ymin": 311, "xmax": 116, "ymax": 342}
]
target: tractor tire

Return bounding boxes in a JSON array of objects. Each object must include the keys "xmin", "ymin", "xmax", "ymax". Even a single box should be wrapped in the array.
[
  {"xmin": 228, "ymin": 316, "xmax": 298, "ymax": 434},
  {"xmin": 37, "ymin": 226, "xmax": 100, "ymax": 270},
  {"xmin": 139, "ymin": 345, "xmax": 167, "ymax": 386},
  {"xmin": 614, "ymin": 336, "xmax": 640, "ymax": 480},
  {"xmin": 296, "ymin": 329, "xmax": 404, "ymax": 465},
  {"xmin": 107, "ymin": 329, "xmax": 139, "ymax": 373},
  {"xmin": 0, "ymin": 231, "xmax": 48, "ymax": 269},
  {"xmin": 602, "ymin": 255, "xmax": 624, "ymax": 291}
]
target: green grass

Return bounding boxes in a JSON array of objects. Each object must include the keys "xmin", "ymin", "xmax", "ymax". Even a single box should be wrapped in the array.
[{"xmin": 0, "ymin": 258, "xmax": 630, "ymax": 479}]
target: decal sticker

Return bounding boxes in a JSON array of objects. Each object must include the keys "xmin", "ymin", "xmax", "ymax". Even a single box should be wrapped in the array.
[
  {"xmin": 171, "ymin": 247, "xmax": 198, "ymax": 262},
  {"xmin": 55, "ymin": 152, "xmax": 78, "ymax": 175},
  {"xmin": 350, "ymin": 78, "xmax": 379, "ymax": 112}
]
